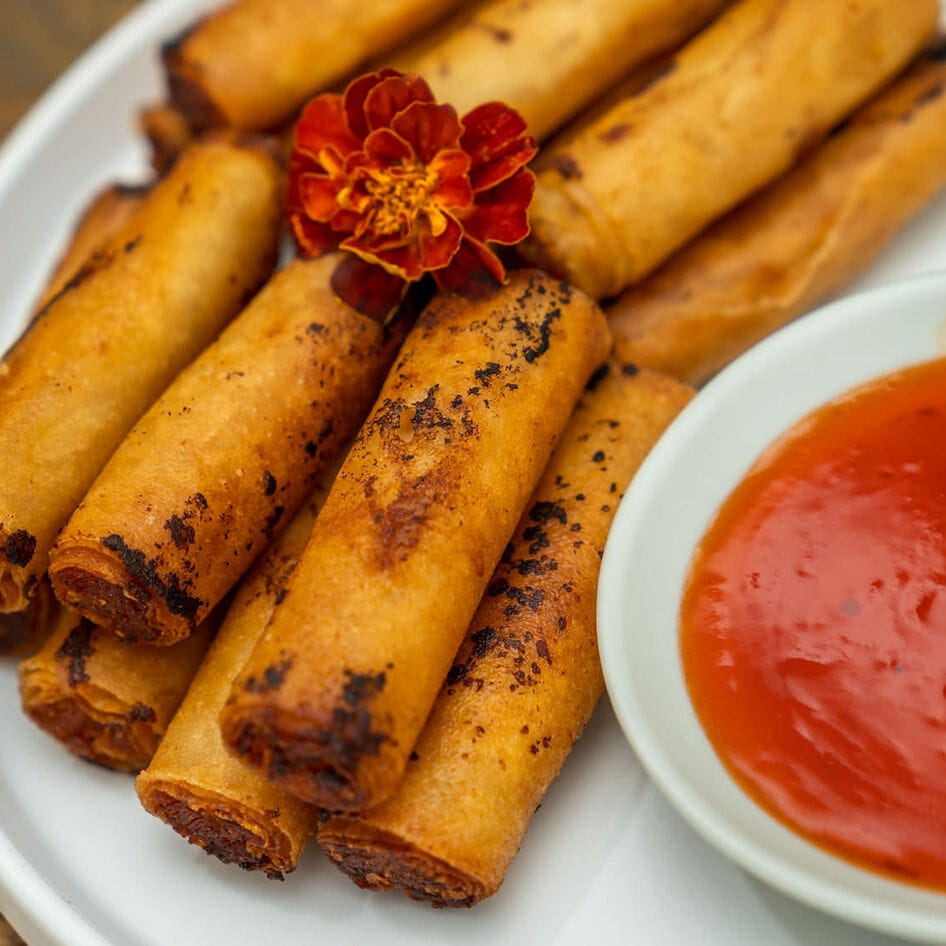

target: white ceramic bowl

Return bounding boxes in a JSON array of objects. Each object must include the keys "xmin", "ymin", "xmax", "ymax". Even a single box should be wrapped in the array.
[{"xmin": 598, "ymin": 270, "xmax": 946, "ymax": 944}]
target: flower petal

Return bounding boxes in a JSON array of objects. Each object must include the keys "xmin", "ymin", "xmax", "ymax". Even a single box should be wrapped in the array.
[
  {"xmin": 433, "ymin": 235, "xmax": 506, "ymax": 295},
  {"xmin": 364, "ymin": 74, "xmax": 436, "ymax": 132},
  {"xmin": 429, "ymin": 149, "xmax": 473, "ymax": 210},
  {"xmin": 298, "ymin": 172, "xmax": 344, "ymax": 222},
  {"xmin": 391, "ymin": 101, "xmax": 463, "ymax": 165},
  {"xmin": 294, "ymin": 95, "xmax": 361, "ymax": 163},
  {"xmin": 288, "ymin": 212, "xmax": 338, "ymax": 258},
  {"xmin": 344, "ymin": 213, "xmax": 463, "ymax": 280},
  {"xmin": 363, "ymin": 127, "xmax": 415, "ymax": 165},
  {"xmin": 460, "ymin": 101, "xmax": 537, "ymax": 190},
  {"xmin": 343, "ymin": 68, "xmax": 401, "ymax": 139},
  {"xmin": 329, "ymin": 208, "xmax": 363, "ymax": 233},
  {"xmin": 330, "ymin": 253, "xmax": 408, "ymax": 323},
  {"xmin": 469, "ymin": 137, "xmax": 537, "ymax": 192},
  {"xmin": 416, "ymin": 213, "xmax": 465, "ymax": 270},
  {"xmin": 461, "ymin": 102, "xmax": 529, "ymax": 165},
  {"xmin": 463, "ymin": 169, "xmax": 535, "ymax": 245}
]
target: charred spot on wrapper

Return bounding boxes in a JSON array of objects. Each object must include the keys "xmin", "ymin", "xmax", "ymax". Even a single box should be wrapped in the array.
[
  {"xmin": 482, "ymin": 23, "xmax": 513, "ymax": 43},
  {"xmin": 474, "ymin": 362, "xmax": 502, "ymax": 386},
  {"xmin": 54, "ymin": 618, "xmax": 96, "ymax": 687},
  {"xmin": 470, "ymin": 626, "xmax": 495, "ymax": 658},
  {"xmin": 600, "ymin": 122, "xmax": 632, "ymax": 144},
  {"xmin": 244, "ymin": 657, "xmax": 294, "ymax": 694},
  {"xmin": 371, "ymin": 471, "xmax": 450, "ymax": 567},
  {"xmin": 447, "ymin": 626, "xmax": 497, "ymax": 690},
  {"xmin": 523, "ymin": 523, "xmax": 550, "ymax": 553},
  {"xmin": 262, "ymin": 470, "xmax": 278, "ymax": 497},
  {"xmin": 622, "ymin": 363, "xmax": 639, "ymax": 376},
  {"xmin": 411, "ymin": 386, "xmax": 453, "ymax": 430},
  {"xmin": 126, "ymin": 702, "xmax": 157, "ymax": 724},
  {"xmin": 586, "ymin": 363, "xmax": 610, "ymax": 391},
  {"xmin": 521, "ymin": 306, "xmax": 560, "ymax": 364},
  {"xmin": 548, "ymin": 153, "xmax": 582, "ymax": 180},
  {"xmin": 101, "ymin": 533, "xmax": 203, "ymax": 630},
  {"xmin": 262, "ymin": 506, "xmax": 285, "ymax": 536},
  {"xmin": 164, "ymin": 513, "xmax": 196, "ymax": 549},
  {"xmin": 343, "ymin": 669, "xmax": 387, "ymax": 705},
  {"xmin": 446, "ymin": 662, "xmax": 468, "ymax": 686},
  {"xmin": 3, "ymin": 529, "xmax": 37, "ymax": 567},
  {"xmin": 529, "ymin": 500, "xmax": 567, "ymax": 525},
  {"xmin": 517, "ymin": 557, "xmax": 556, "ymax": 576}
]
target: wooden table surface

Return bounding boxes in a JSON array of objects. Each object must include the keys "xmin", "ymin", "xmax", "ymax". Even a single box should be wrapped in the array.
[{"xmin": 0, "ymin": 2, "xmax": 140, "ymax": 941}]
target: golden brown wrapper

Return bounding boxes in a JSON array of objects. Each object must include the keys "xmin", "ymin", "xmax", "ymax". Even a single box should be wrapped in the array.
[
  {"xmin": 31, "ymin": 183, "xmax": 149, "ymax": 318},
  {"xmin": 135, "ymin": 468, "xmax": 341, "ymax": 879},
  {"xmin": 220, "ymin": 270, "xmax": 612, "ymax": 812},
  {"xmin": 393, "ymin": 0, "xmax": 728, "ymax": 140},
  {"xmin": 608, "ymin": 49, "xmax": 946, "ymax": 386},
  {"xmin": 521, "ymin": 0, "xmax": 938, "ymax": 299},
  {"xmin": 318, "ymin": 364, "xmax": 693, "ymax": 905},
  {"xmin": 163, "ymin": 0, "xmax": 470, "ymax": 132},
  {"xmin": 0, "ymin": 139, "xmax": 283, "ymax": 616},
  {"xmin": 18, "ymin": 606, "xmax": 214, "ymax": 772},
  {"xmin": 49, "ymin": 254, "xmax": 406, "ymax": 646}
]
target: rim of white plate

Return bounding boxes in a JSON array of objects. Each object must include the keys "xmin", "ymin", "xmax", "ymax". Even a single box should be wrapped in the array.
[{"xmin": 0, "ymin": 4, "xmax": 212, "ymax": 944}]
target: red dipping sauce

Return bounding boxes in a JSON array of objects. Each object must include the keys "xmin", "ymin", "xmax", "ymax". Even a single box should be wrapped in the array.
[{"xmin": 681, "ymin": 356, "xmax": 946, "ymax": 890}]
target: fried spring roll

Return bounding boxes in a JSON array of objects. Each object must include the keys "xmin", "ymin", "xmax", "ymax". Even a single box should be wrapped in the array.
[
  {"xmin": 135, "ymin": 472, "xmax": 338, "ymax": 878},
  {"xmin": 32, "ymin": 183, "xmax": 149, "ymax": 318},
  {"xmin": 0, "ymin": 139, "xmax": 283, "ymax": 615},
  {"xmin": 521, "ymin": 0, "xmax": 937, "ymax": 299},
  {"xmin": 164, "ymin": 0, "xmax": 470, "ymax": 132},
  {"xmin": 49, "ymin": 254, "xmax": 405, "ymax": 646},
  {"xmin": 138, "ymin": 103, "xmax": 195, "ymax": 176},
  {"xmin": 318, "ymin": 364, "xmax": 693, "ymax": 905},
  {"xmin": 392, "ymin": 0, "xmax": 729, "ymax": 141},
  {"xmin": 220, "ymin": 270, "xmax": 612, "ymax": 811},
  {"xmin": 18, "ymin": 607, "xmax": 215, "ymax": 772},
  {"xmin": 608, "ymin": 48, "xmax": 946, "ymax": 386}
]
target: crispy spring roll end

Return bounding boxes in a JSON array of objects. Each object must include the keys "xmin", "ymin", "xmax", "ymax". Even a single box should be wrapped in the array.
[
  {"xmin": 0, "ymin": 579, "xmax": 57, "ymax": 656},
  {"xmin": 0, "ymin": 535, "xmax": 39, "ymax": 613},
  {"xmin": 19, "ymin": 608, "xmax": 214, "ymax": 771},
  {"xmin": 136, "ymin": 783, "xmax": 298, "ymax": 878},
  {"xmin": 161, "ymin": 24, "xmax": 224, "ymax": 132},
  {"xmin": 323, "ymin": 824, "xmax": 483, "ymax": 907}
]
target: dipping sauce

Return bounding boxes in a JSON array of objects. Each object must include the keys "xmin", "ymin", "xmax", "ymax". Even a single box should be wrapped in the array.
[{"xmin": 681, "ymin": 355, "xmax": 946, "ymax": 890}]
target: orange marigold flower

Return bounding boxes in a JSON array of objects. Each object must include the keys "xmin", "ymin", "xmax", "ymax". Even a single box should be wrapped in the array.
[{"xmin": 287, "ymin": 69, "xmax": 536, "ymax": 320}]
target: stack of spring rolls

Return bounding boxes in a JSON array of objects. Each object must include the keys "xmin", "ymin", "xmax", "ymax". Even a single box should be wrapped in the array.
[{"xmin": 3, "ymin": 0, "xmax": 946, "ymax": 914}]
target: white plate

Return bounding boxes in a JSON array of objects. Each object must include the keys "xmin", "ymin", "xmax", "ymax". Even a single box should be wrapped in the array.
[
  {"xmin": 598, "ymin": 271, "xmax": 946, "ymax": 945},
  {"xmin": 2, "ymin": 2, "xmax": 946, "ymax": 945}
]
